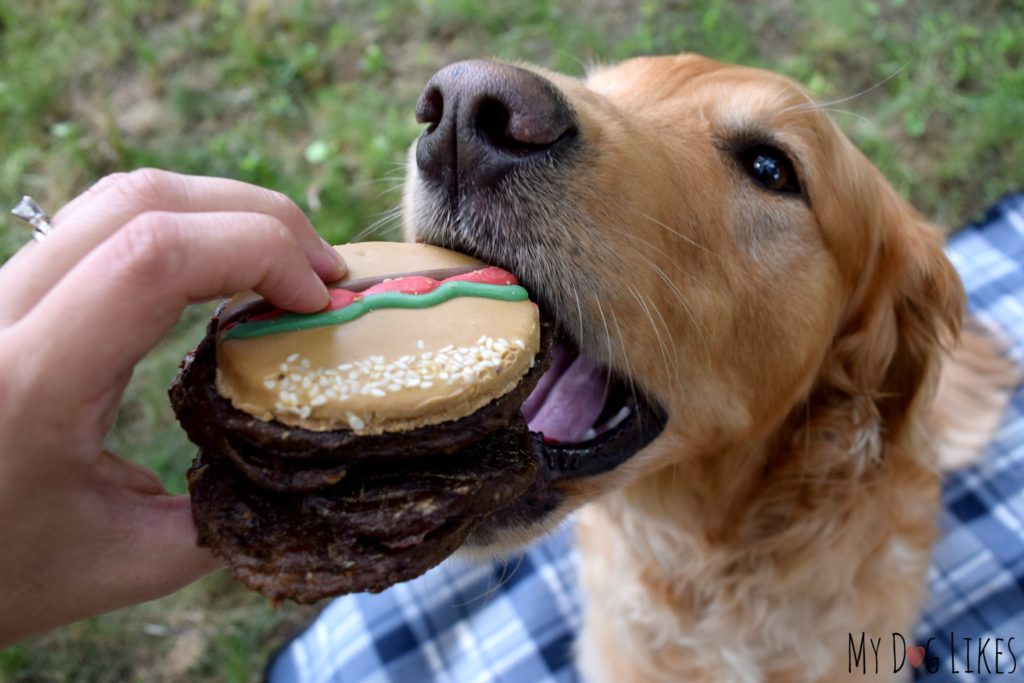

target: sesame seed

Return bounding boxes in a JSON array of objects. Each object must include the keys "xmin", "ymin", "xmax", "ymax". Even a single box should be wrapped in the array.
[
  {"xmin": 269, "ymin": 338, "xmax": 526, "ymax": 422},
  {"xmin": 416, "ymin": 339, "xmax": 425, "ymax": 350}
]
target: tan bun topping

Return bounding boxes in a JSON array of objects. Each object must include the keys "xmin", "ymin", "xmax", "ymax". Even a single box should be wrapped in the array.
[{"xmin": 215, "ymin": 242, "xmax": 540, "ymax": 434}]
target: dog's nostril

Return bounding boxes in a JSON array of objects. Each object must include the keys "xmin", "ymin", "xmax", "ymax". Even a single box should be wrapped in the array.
[
  {"xmin": 474, "ymin": 98, "xmax": 516, "ymax": 154},
  {"xmin": 474, "ymin": 95, "xmax": 574, "ymax": 157},
  {"xmin": 416, "ymin": 85, "xmax": 444, "ymax": 131}
]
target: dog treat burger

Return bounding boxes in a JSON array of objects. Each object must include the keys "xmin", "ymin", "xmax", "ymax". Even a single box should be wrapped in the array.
[
  {"xmin": 216, "ymin": 242, "xmax": 541, "ymax": 434},
  {"xmin": 170, "ymin": 242, "xmax": 554, "ymax": 603}
]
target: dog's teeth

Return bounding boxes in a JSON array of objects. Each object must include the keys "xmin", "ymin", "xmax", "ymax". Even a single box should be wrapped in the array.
[
  {"xmin": 583, "ymin": 428, "xmax": 597, "ymax": 440},
  {"xmin": 606, "ymin": 405, "xmax": 631, "ymax": 430}
]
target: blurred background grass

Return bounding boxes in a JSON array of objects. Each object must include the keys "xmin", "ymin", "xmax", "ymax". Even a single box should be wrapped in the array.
[{"xmin": 0, "ymin": 0, "xmax": 1022, "ymax": 680}]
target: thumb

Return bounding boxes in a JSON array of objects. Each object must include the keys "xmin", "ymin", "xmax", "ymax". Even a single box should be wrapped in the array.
[
  {"xmin": 119, "ymin": 491, "xmax": 225, "ymax": 599},
  {"xmin": 0, "ymin": 457, "xmax": 224, "ymax": 646},
  {"xmin": 95, "ymin": 452, "xmax": 224, "ymax": 604}
]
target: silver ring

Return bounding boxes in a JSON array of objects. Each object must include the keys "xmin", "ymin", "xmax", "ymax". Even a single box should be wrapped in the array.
[{"xmin": 11, "ymin": 196, "xmax": 54, "ymax": 242}]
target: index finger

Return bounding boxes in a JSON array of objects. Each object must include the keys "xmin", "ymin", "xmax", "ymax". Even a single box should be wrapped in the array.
[
  {"xmin": 15, "ymin": 210, "xmax": 332, "ymax": 406},
  {"xmin": 0, "ymin": 170, "xmax": 345, "ymax": 324}
]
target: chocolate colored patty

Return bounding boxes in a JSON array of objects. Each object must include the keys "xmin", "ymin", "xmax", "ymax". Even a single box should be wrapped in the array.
[
  {"xmin": 170, "ymin": 306, "xmax": 554, "ymax": 602},
  {"xmin": 188, "ymin": 416, "xmax": 538, "ymax": 603},
  {"xmin": 171, "ymin": 313, "xmax": 554, "ymax": 492}
]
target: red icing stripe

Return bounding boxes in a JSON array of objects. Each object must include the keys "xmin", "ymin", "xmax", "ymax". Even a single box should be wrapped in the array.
[
  {"xmin": 242, "ymin": 267, "xmax": 520, "ymax": 323},
  {"xmin": 327, "ymin": 288, "xmax": 360, "ymax": 310},
  {"xmin": 361, "ymin": 275, "xmax": 441, "ymax": 297},
  {"xmin": 445, "ymin": 266, "xmax": 519, "ymax": 286}
]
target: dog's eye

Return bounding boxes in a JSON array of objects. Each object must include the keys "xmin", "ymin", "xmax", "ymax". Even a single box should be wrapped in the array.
[{"xmin": 738, "ymin": 145, "xmax": 801, "ymax": 194}]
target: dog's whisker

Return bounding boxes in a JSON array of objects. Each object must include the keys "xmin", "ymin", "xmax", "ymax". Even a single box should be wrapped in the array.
[
  {"xmin": 369, "ymin": 172, "xmax": 409, "ymax": 186},
  {"xmin": 569, "ymin": 278, "xmax": 587, "ymax": 359},
  {"xmin": 642, "ymin": 288, "xmax": 682, "ymax": 389},
  {"xmin": 351, "ymin": 205, "xmax": 404, "ymax": 242},
  {"xmin": 611, "ymin": 236, "xmax": 713, "ymax": 366},
  {"xmin": 556, "ymin": 50, "xmax": 592, "ymax": 78},
  {"xmin": 635, "ymin": 210, "xmax": 715, "ymax": 257},
  {"xmin": 602, "ymin": 298, "xmax": 644, "ymax": 435},
  {"xmin": 782, "ymin": 64, "xmax": 907, "ymax": 116},
  {"xmin": 622, "ymin": 247, "xmax": 694, "ymax": 374},
  {"xmin": 627, "ymin": 285, "xmax": 679, "ymax": 396},
  {"xmin": 376, "ymin": 183, "xmax": 410, "ymax": 198},
  {"xmin": 816, "ymin": 64, "xmax": 907, "ymax": 110},
  {"xmin": 592, "ymin": 292, "xmax": 617, "ymax": 378},
  {"xmin": 817, "ymin": 108, "xmax": 877, "ymax": 128},
  {"xmin": 459, "ymin": 553, "xmax": 527, "ymax": 607},
  {"xmin": 616, "ymin": 215, "xmax": 724, "ymax": 284}
]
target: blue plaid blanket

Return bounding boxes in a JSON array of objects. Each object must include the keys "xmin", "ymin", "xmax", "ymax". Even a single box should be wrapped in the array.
[{"xmin": 269, "ymin": 193, "xmax": 1024, "ymax": 683}]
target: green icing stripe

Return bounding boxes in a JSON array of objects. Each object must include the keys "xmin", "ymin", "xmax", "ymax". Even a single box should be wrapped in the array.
[{"xmin": 222, "ymin": 281, "xmax": 529, "ymax": 341}]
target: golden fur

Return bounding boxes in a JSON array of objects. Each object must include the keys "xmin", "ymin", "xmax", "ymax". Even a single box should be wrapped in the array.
[{"xmin": 404, "ymin": 54, "xmax": 1015, "ymax": 682}]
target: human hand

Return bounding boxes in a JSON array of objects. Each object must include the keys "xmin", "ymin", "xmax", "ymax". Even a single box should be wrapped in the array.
[{"xmin": 0, "ymin": 169, "xmax": 346, "ymax": 646}]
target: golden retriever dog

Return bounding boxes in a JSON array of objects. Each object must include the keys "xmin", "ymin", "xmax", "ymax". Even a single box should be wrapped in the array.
[{"xmin": 401, "ymin": 54, "xmax": 1012, "ymax": 682}]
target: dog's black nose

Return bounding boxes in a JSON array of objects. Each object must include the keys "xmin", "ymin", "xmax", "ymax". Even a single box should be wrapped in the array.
[{"xmin": 414, "ymin": 60, "xmax": 577, "ymax": 193}]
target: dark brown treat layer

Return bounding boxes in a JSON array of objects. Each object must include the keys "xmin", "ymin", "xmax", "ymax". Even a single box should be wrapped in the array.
[
  {"xmin": 169, "ymin": 306, "xmax": 555, "ymax": 604},
  {"xmin": 170, "ymin": 313, "xmax": 554, "ymax": 492},
  {"xmin": 187, "ymin": 415, "xmax": 538, "ymax": 603}
]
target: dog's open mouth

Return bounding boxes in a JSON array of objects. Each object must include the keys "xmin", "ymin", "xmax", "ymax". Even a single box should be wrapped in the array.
[
  {"xmin": 457, "ymin": 320, "xmax": 667, "ymax": 546},
  {"xmin": 410, "ymin": 235, "xmax": 668, "ymax": 488},
  {"xmin": 524, "ymin": 331, "xmax": 667, "ymax": 482}
]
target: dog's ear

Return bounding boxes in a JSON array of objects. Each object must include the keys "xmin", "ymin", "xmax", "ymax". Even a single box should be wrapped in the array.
[
  {"xmin": 824, "ymin": 187, "xmax": 965, "ymax": 452},
  {"xmin": 930, "ymin": 320, "xmax": 1021, "ymax": 469}
]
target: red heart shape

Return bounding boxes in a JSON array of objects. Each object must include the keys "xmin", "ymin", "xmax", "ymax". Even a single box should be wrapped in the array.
[{"xmin": 906, "ymin": 645, "xmax": 925, "ymax": 668}]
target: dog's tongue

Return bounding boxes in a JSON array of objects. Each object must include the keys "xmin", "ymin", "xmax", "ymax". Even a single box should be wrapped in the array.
[{"xmin": 524, "ymin": 343, "xmax": 609, "ymax": 443}]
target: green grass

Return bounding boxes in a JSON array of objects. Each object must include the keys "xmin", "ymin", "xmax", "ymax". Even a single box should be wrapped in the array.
[{"xmin": 1, "ymin": 0, "xmax": 1022, "ymax": 680}]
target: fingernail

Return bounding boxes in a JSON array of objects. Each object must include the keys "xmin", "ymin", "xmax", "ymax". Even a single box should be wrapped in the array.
[
  {"xmin": 315, "ymin": 236, "xmax": 348, "ymax": 282},
  {"xmin": 311, "ymin": 275, "xmax": 332, "ymax": 311},
  {"xmin": 320, "ymin": 237, "xmax": 347, "ymax": 279},
  {"xmin": 318, "ymin": 282, "xmax": 332, "ymax": 310}
]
